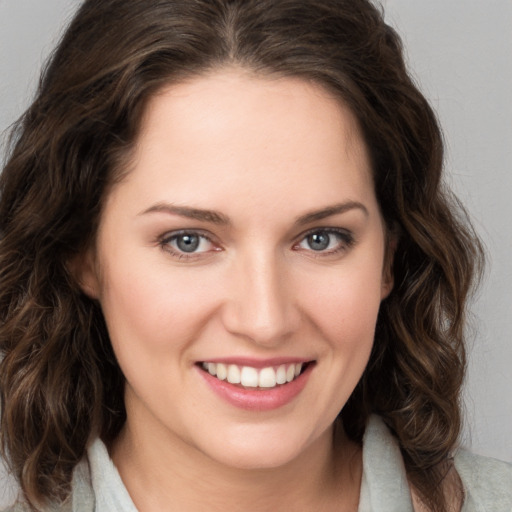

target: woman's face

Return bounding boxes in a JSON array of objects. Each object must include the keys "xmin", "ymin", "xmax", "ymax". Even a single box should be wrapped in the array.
[{"xmin": 80, "ymin": 69, "xmax": 392, "ymax": 469}]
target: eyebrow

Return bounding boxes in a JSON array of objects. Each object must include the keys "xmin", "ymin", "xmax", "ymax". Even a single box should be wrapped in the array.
[
  {"xmin": 139, "ymin": 203, "xmax": 230, "ymax": 225},
  {"xmin": 294, "ymin": 201, "xmax": 369, "ymax": 225},
  {"xmin": 139, "ymin": 200, "xmax": 368, "ymax": 226}
]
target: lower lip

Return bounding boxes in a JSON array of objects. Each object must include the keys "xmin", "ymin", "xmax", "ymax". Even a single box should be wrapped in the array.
[{"xmin": 197, "ymin": 363, "xmax": 314, "ymax": 411}]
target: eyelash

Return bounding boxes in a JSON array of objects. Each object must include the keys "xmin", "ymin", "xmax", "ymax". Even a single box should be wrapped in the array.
[
  {"xmin": 157, "ymin": 227, "xmax": 355, "ymax": 260},
  {"xmin": 158, "ymin": 230, "xmax": 218, "ymax": 260},
  {"xmin": 293, "ymin": 228, "xmax": 355, "ymax": 257}
]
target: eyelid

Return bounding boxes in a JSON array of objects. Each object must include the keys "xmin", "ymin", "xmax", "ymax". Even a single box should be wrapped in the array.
[
  {"xmin": 156, "ymin": 226, "xmax": 355, "ymax": 260},
  {"xmin": 293, "ymin": 227, "xmax": 355, "ymax": 255},
  {"xmin": 158, "ymin": 229, "xmax": 221, "ymax": 259}
]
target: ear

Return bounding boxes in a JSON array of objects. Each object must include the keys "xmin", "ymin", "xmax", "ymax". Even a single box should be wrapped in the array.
[
  {"xmin": 380, "ymin": 231, "xmax": 398, "ymax": 300},
  {"xmin": 67, "ymin": 248, "xmax": 101, "ymax": 300}
]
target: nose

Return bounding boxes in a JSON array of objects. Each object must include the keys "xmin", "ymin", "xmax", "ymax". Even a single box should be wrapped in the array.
[{"xmin": 220, "ymin": 251, "xmax": 300, "ymax": 347}]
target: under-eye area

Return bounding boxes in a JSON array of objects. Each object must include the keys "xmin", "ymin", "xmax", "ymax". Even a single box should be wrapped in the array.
[{"xmin": 198, "ymin": 361, "xmax": 315, "ymax": 389}]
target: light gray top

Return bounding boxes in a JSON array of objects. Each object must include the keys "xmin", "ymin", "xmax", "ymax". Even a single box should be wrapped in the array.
[
  {"xmin": 4, "ymin": 415, "xmax": 512, "ymax": 511},
  {"xmin": 358, "ymin": 416, "xmax": 512, "ymax": 511}
]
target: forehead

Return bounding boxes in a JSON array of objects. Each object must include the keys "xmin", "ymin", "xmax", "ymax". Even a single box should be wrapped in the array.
[
  {"xmin": 113, "ymin": 69, "xmax": 376, "ymax": 220},
  {"xmin": 139, "ymin": 69, "xmax": 366, "ymax": 159}
]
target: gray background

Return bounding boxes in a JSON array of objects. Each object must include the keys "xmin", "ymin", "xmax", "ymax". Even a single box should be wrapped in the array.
[{"xmin": 1, "ymin": 0, "xmax": 511, "ymax": 505}]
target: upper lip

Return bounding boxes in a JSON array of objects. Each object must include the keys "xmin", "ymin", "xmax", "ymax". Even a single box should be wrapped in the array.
[{"xmin": 197, "ymin": 357, "xmax": 314, "ymax": 368}]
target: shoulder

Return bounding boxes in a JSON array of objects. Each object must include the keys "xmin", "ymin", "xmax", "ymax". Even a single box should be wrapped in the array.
[
  {"xmin": 0, "ymin": 457, "xmax": 92, "ymax": 512},
  {"xmin": 455, "ymin": 448, "xmax": 512, "ymax": 509},
  {"xmin": 0, "ymin": 502, "xmax": 69, "ymax": 512},
  {"xmin": 1, "ymin": 505, "xmax": 23, "ymax": 512},
  {"xmin": 1, "ymin": 505, "xmax": 33, "ymax": 512},
  {"xmin": 362, "ymin": 416, "xmax": 512, "ymax": 511},
  {"xmin": 1, "ymin": 506, "xmax": 23, "ymax": 512},
  {"xmin": 0, "ymin": 499, "xmax": 72, "ymax": 512}
]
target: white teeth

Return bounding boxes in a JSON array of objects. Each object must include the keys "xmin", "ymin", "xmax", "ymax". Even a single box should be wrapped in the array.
[
  {"xmin": 276, "ymin": 364, "xmax": 287, "ymax": 385},
  {"xmin": 259, "ymin": 367, "xmax": 277, "ymax": 388},
  {"xmin": 207, "ymin": 363, "xmax": 217, "ymax": 376},
  {"xmin": 227, "ymin": 364, "xmax": 241, "ymax": 384},
  {"xmin": 216, "ymin": 363, "xmax": 227, "ymax": 381},
  {"xmin": 202, "ymin": 362, "xmax": 306, "ymax": 388},
  {"xmin": 240, "ymin": 366, "xmax": 259, "ymax": 387}
]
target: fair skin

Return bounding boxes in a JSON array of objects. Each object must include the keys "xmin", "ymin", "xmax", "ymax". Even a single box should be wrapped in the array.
[{"xmin": 78, "ymin": 69, "xmax": 393, "ymax": 511}]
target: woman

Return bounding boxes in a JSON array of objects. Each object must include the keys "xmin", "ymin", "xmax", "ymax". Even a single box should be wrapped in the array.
[{"xmin": 0, "ymin": 0, "xmax": 510, "ymax": 511}]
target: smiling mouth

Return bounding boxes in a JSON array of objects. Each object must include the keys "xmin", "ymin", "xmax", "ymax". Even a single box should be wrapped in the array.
[{"xmin": 198, "ymin": 361, "xmax": 312, "ymax": 389}]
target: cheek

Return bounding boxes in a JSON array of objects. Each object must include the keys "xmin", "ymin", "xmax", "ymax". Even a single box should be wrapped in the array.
[
  {"xmin": 319, "ymin": 290, "xmax": 381, "ymax": 345},
  {"xmin": 300, "ymin": 257, "xmax": 385, "ymax": 345},
  {"xmin": 97, "ymin": 256, "xmax": 222, "ymax": 360},
  {"xmin": 288, "ymin": 260, "xmax": 384, "ymax": 430}
]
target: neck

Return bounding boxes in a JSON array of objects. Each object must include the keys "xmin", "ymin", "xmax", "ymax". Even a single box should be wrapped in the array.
[{"xmin": 111, "ymin": 416, "xmax": 362, "ymax": 512}]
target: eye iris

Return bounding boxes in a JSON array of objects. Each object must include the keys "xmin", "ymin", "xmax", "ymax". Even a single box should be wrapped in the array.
[
  {"xmin": 177, "ymin": 234, "xmax": 200, "ymax": 253},
  {"xmin": 307, "ymin": 232, "xmax": 330, "ymax": 251}
]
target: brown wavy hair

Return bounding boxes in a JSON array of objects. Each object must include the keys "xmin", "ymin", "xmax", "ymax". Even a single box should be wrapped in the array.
[{"xmin": 0, "ymin": 0, "xmax": 483, "ymax": 510}]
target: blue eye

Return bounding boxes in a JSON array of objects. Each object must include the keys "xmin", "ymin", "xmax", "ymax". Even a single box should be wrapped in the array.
[
  {"xmin": 161, "ymin": 231, "xmax": 215, "ymax": 256},
  {"xmin": 306, "ymin": 232, "xmax": 331, "ymax": 251},
  {"xmin": 175, "ymin": 234, "xmax": 201, "ymax": 253},
  {"xmin": 297, "ymin": 229, "xmax": 353, "ymax": 253}
]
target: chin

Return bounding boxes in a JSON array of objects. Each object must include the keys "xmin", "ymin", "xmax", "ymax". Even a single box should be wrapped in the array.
[
  {"xmin": 207, "ymin": 444, "xmax": 304, "ymax": 471},
  {"xmin": 193, "ymin": 422, "xmax": 327, "ymax": 471}
]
